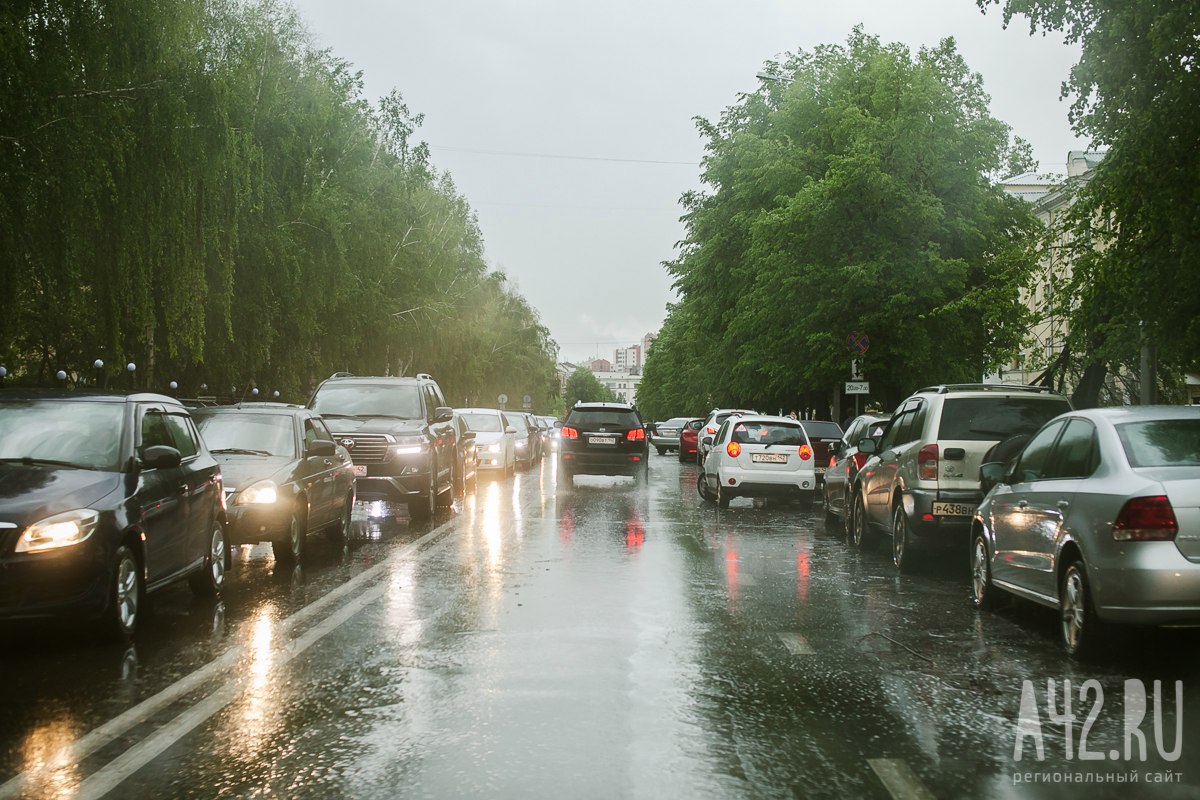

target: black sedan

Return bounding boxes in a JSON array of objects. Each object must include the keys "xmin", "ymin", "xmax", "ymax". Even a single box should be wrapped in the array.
[
  {"xmin": 192, "ymin": 404, "xmax": 355, "ymax": 563},
  {"xmin": 0, "ymin": 391, "xmax": 227, "ymax": 640}
]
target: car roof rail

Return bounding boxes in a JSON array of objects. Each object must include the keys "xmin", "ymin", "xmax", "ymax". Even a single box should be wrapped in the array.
[
  {"xmin": 916, "ymin": 383, "xmax": 1057, "ymax": 395},
  {"xmin": 415, "ymin": 373, "xmax": 433, "ymax": 381},
  {"xmin": 328, "ymin": 371, "xmax": 354, "ymax": 379}
]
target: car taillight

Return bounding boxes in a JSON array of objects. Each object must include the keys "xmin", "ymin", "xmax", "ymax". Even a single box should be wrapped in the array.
[
  {"xmin": 726, "ymin": 442, "xmax": 742, "ymax": 457},
  {"xmin": 798, "ymin": 444, "xmax": 812, "ymax": 460},
  {"xmin": 828, "ymin": 456, "xmax": 837, "ymax": 468},
  {"xmin": 1112, "ymin": 496, "xmax": 1178, "ymax": 541},
  {"xmin": 626, "ymin": 428, "xmax": 645, "ymax": 441},
  {"xmin": 706, "ymin": 426, "xmax": 717, "ymax": 435},
  {"xmin": 562, "ymin": 426, "xmax": 579, "ymax": 439},
  {"xmin": 918, "ymin": 444, "xmax": 938, "ymax": 481},
  {"xmin": 853, "ymin": 452, "xmax": 870, "ymax": 470}
]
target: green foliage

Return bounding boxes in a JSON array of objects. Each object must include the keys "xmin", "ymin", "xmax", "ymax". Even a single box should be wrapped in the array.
[
  {"xmin": 564, "ymin": 369, "xmax": 614, "ymax": 408},
  {"xmin": 979, "ymin": 0, "xmax": 1200, "ymax": 398},
  {"xmin": 0, "ymin": 0, "xmax": 558, "ymax": 411},
  {"xmin": 641, "ymin": 29, "xmax": 1039, "ymax": 415}
]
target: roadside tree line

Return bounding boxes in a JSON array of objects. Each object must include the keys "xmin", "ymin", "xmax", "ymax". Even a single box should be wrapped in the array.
[{"xmin": 0, "ymin": 0, "xmax": 560, "ymax": 410}]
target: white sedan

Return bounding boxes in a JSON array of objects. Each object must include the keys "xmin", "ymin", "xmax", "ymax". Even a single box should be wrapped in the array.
[{"xmin": 698, "ymin": 414, "xmax": 818, "ymax": 509}]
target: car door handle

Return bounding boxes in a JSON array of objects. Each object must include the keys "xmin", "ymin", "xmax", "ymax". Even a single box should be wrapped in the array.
[
  {"xmin": 1017, "ymin": 500, "xmax": 1028, "ymax": 509},
  {"xmin": 1057, "ymin": 500, "xmax": 1071, "ymax": 510},
  {"xmin": 323, "ymin": 459, "xmax": 333, "ymax": 466},
  {"xmin": 179, "ymin": 484, "xmax": 190, "ymax": 495}
]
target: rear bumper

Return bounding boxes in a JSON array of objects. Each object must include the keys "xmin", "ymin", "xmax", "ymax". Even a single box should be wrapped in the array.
[
  {"xmin": 1092, "ymin": 544, "xmax": 1200, "ymax": 624},
  {"xmin": 905, "ymin": 488, "xmax": 981, "ymax": 541},
  {"xmin": 719, "ymin": 465, "xmax": 816, "ymax": 498},
  {"xmin": 560, "ymin": 452, "xmax": 647, "ymax": 476},
  {"xmin": 649, "ymin": 434, "xmax": 680, "ymax": 448}
]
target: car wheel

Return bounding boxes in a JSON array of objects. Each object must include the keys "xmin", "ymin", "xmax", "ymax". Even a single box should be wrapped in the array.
[
  {"xmin": 717, "ymin": 483, "xmax": 731, "ymax": 509},
  {"xmin": 850, "ymin": 494, "xmax": 870, "ymax": 550},
  {"xmin": 841, "ymin": 489, "xmax": 855, "ymax": 538},
  {"xmin": 655, "ymin": 447, "xmax": 665, "ymax": 456},
  {"xmin": 190, "ymin": 523, "xmax": 227, "ymax": 597},
  {"xmin": 273, "ymin": 512, "xmax": 305, "ymax": 564},
  {"xmin": 891, "ymin": 504, "xmax": 914, "ymax": 573},
  {"xmin": 104, "ymin": 545, "xmax": 142, "ymax": 641},
  {"xmin": 1060, "ymin": 559, "xmax": 1103, "ymax": 657},
  {"xmin": 970, "ymin": 532, "xmax": 1003, "ymax": 610},
  {"xmin": 411, "ymin": 472, "xmax": 436, "ymax": 521},
  {"xmin": 678, "ymin": 449, "xmax": 687, "ymax": 463},
  {"xmin": 327, "ymin": 494, "xmax": 353, "ymax": 543},
  {"xmin": 437, "ymin": 463, "xmax": 454, "ymax": 509},
  {"xmin": 823, "ymin": 483, "xmax": 837, "ymax": 521},
  {"xmin": 453, "ymin": 458, "xmax": 465, "ymax": 495},
  {"xmin": 696, "ymin": 471, "xmax": 714, "ymax": 503}
]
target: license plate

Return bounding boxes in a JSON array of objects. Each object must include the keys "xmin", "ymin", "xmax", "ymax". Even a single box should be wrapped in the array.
[
  {"xmin": 815, "ymin": 467, "xmax": 826, "ymax": 474},
  {"xmin": 352, "ymin": 464, "xmax": 368, "ymax": 477},
  {"xmin": 590, "ymin": 436, "xmax": 616, "ymax": 446},
  {"xmin": 933, "ymin": 501, "xmax": 974, "ymax": 517},
  {"xmin": 752, "ymin": 453, "xmax": 787, "ymax": 463}
]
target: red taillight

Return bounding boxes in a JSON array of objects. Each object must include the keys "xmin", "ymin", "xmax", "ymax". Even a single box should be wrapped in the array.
[
  {"xmin": 562, "ymin": 426, "xmax": 579, "ymax": 439},
  {"xmin": 918, "ymin": 444, "xmax": 938, "ymax": 481},
  {"xmin": 828, "ymin": 456, "xmax": 837, "ymax": 468},
  {"xmin": 798, "ymin": 444, "xmax": 812, "ymax": 460},
  {"xmin": 727, "ymin": 442, "xmax": 742, "ymax": 457},
  {"xmin": 626, "ymin": 428, "xmax": 645, "ymax": 441},
  {"xmin": 853, "ymin": 452, "xmax": 869, "ymax": 470},
  {"xmin": 706, "ymin": 426, "xmax": 717, "ymax": 435},
  {"xmin": 1113, "ymin": 496, "xmax": 1178, "ymax": 541}
]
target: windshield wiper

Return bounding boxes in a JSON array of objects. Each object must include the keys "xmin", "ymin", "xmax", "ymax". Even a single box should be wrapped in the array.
[
  {"xmin": 210, "ymin": 448, "xmax": 273, "ymax": 456},
  {"xmin": 0, "ymin": 457, "xmax": 95, "ymax": 470}
]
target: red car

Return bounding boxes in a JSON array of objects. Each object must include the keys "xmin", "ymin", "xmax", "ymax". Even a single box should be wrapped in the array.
[{"xmin": 677, "ymin": 418, "xmax": 705, "ymax": 463}]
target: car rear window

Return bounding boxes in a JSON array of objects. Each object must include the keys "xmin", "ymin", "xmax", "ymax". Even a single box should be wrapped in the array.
[
  {"xmin": 799, "ymin": 421, "xmax": 842, "ymax": 439},
  {"xmin": 460, "ymin": 413, "xmax": 502, "ymax": 432},
  {"xmin": 1117, "ymin": 419, "xmax": 1200, "ymax": 467},
  {"xmin": 938, "ymin": 397, "xmax": 1071, "ymax": 442},
  {"xmin": 569, "ymin": 410, "xmax": 640, "ymax": 429},
  {"xmin": 731, "ymin": 421, "xmax": 805, "ymax": 446}
]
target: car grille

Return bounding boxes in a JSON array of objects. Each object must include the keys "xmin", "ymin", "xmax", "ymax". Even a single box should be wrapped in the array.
[{"xmin": 341, "ymin": 434, "xmax": 390, "ymax": 464}]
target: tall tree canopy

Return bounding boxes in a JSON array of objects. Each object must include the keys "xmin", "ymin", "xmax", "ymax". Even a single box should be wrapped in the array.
[
  {"xmin": 978, "ymin": 0, "xmax": 1200, "ymax": 404},
  {"xmin": 564, "ymin": 369, "xmax": 614, "ymax": 409},
  {"xmin": 638, "ymin": 29, "xmax": 1039, "ymax": 420},
  {"xmin": 0, "ymin": 0, "xmax": 559, "ymax": 411}
]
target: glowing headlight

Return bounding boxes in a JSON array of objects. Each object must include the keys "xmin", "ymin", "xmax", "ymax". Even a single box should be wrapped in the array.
[
  {"xmin": 235, "ymin": 480, "xmax": 278, "ymax": 505},
  {"xmin": 16, "ymin": 509, "xmax": 100, "ymax": 553},
  {"xmin": 516, "ymin": 441, "xmax": 527, "ymax": 448},
  {"xmin": 485, "ymin": 443, "xmax": 501, "ymax": 453},
  {"xmin": 392, "ymin": 445, "xmax": 426, "ymax": 455}
]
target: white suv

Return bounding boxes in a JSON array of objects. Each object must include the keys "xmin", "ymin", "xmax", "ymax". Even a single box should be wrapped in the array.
[
  {"xmin": 698, "ymin": 415, "xmax": 818, "ymax": 509},
  {"xmin": 850, "ymin": 384, "xmax": 1072, "ymax": 571}
]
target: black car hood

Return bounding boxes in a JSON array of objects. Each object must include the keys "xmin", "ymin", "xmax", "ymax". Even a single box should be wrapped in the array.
[
  {"xmin": 0, "ymin": 463, "xmax": 122, "ymax": 526},
  {"xmin": 321, "ymin": 417, "xmax": 425, "ymax": 436},
  {"xmin": 214, "ymin": 456, "xmax": 294, "ymax": 492}
]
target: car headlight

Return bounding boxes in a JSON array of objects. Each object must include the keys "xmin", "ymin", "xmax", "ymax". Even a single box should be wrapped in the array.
[
  {"xmin": 392, "ymin": 437, "xmax": 427, "ymax": 456},
  {"xmin": 16, "ymin": 509, "xmax": 101, "ymax": 553},
  {"xmin": 235, "ymin": 480, "xmax": 278, "ymax": 505},
  {"xmin": 516, "ymin": 440, "xmax": 527, "ymax": 448},
  {"xmin": 485, "ymin": 443, "xmax": 501, "ymax": 453}
]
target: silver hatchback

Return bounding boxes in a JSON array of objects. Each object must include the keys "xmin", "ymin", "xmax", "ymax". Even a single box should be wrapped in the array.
[{"xmin": 971, "ymin": 406, "xmax": 1200, "ymax": 656}]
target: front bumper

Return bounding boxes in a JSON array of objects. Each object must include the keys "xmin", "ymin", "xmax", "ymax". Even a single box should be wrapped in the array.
[
  {"xmin": 0, "ymin": 537, "xmax": 109, "ymax": 621},
  {"xmin": 225, "ymin": 503, "xmax": 291, "ymax": 545}
]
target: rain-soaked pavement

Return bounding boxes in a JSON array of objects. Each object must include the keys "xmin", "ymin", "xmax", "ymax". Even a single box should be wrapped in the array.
[{"xmin": 2, "ymin": 455, "xmax": 1199, "ymax": 799}]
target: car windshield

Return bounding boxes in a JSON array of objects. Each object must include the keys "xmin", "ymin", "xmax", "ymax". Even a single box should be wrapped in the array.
[
  {"xmin": 570, "ymin": 410, "xmax": 640, "ymax": 429},
  {"xmin": 460, "ymin": 413, "xmax": 503, "ymax": 432},
  {"xmin": 1117, "ymin": 419, "xmax": 1200, "ymax": 467},
  {"xmin": 730, "ymin": 421, "xmax": 805, "ymax": 446},
  {"xmin": 195, "ymin": 413, "xmax": 296, "ymax": 458},
  {"xmin": 0, "ymin": 401, "xmax": 125, "ymax": 470},
  {"xmin": 799, "ymin": 421, "xmax": 842, "ymax": 439},
  {"xmin": 310, "ymin": 384, "xmax": 422, "ymax": 419},
  {"xmin": 938, "ymin": 397, "xmax": 1071, "ymax": 441},
  {"xmin": 508, "ymin": 415, "xmax": 528, "ymax": 431}
]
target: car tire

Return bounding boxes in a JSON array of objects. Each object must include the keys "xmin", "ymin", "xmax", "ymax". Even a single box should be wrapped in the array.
[
  {"xmin": 327, "ymin": 494, "xmax": 353, "ymax": 543},
  {"xmin": 841, "ymin": 489, "xmax": 855, "ymax": 538},
  {"xmin": 823, "ymin": 483, "xmax": 837, "ymax": 521},
  {"xmin": 891, "ymin": 504, "xmax": 915, "ymax": 573},
  {"xmin": 411, "ymin": 470, "xmax": 436, "ymax": 521},
  {"xmin": 970, "ymin": 532, "xmax": 1003, "ymax": 610},
  {"xmin": 850, "ymin": 493, "xmax": 870, "ymax": 550},
  {"xmin": 656, "ymin": 447, "xmax": 665, "ymax": 456},
  {"xmin": 437, "ymin": 463, "xmax": 454, "ymax": 509},
  {"xmin": 678, "ymin": 449, "xmax": 688, "ymax": 463},
  {"xmin": 104, "ymin": 544, "xmax": 143, "ymax": 641},
  {"xmin": 696, "ymin": 471, "xmax": 714, "ymax": 504},
  {"xmin": 273, "ymin": 512, "xmax": 305, "ymax": 564},
  {"xmin": 453, "ymin": 458, "xmax": 465, "ymax": 495},
  {"xmin": 1060, "ymin": 559, "xmax": 1103, "ymax": 657},
  {"xmin": 189, "ymin": 522, "xmax": 227, "ymax": 597},
  {"xmin": 716, "ymin": 483, "xmax": 731, "ymax": 509}
]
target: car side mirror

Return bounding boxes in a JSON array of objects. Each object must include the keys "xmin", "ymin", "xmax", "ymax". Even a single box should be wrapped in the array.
[
  {"xmin": 505, "ymin": 426, "xmax": 517, "ymax": 434},
  {"xmin": 434, "ymin": 406, "xmax": 453, "ymax": 422},
  {"xmin": 701, "ymin": 435, "xmax": 714, "ymax": 447},
  {"xmin": 461, "ymin": 431, "xmax": 477, "ymax": 441},
  {"xmin": 979, "ymin": 461, "xmax": 1007, "ymax": 494},
  {"xmin": 308, "ymin": 439, "xmax": 337, "ymax": 457},
  {"xmin": 554, "ymin": 420, "xmax": 563, "ymax": 429},
  {"xmin": 857, "ymin": 438, "xmax": 877, "ymax": 454},
  {"xmin": 141, "ymin": 445, "xmax": 182, "ymax": 470}
]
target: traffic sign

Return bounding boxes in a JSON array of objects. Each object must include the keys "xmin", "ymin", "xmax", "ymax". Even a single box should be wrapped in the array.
[
  {"xmin": 845, "ymin": 382, "xmax": 870, "ymax": 395},
  {"xmin": 522, "ymin": 394, "xmax": 532, "ymax": 409},
  {"xmin": 845, "ymin": 332, "xmax": 870, "ymax": 355},
  {"xmin": 498, "ymin": 393, "xmax": 508, "ymax": 405}
]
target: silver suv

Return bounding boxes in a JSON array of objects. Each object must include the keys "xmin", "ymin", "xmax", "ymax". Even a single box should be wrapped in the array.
[{"xmin": 850, "ymin": 384, "xmax": 1072, "ymax": 571}]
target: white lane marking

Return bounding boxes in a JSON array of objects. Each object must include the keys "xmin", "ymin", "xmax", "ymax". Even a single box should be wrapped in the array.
[
  {"xmin": 868, "ymin": 758, "xmax": 936, "ymax": 800},
  {"xmin": 777, "ymin": 633, "xmax": 814, "ymax": 655},
  {"xmin": 0, "ymin": 516, "xmax": 460, "ymax": 800}
]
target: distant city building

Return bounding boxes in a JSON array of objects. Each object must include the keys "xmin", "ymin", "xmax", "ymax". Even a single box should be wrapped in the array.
[
  {"xmin": 589, "ymin": 358, "xmax": 614, "ymax": 373},
  {"xmin": 641, "ymin": 332, "xmax": 657, "ymax": 357},
  {"xmin": 614, "ymin": 345, "xmax": 641, "ymax": 372}
]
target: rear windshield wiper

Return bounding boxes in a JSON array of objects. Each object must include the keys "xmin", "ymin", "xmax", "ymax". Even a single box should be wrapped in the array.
[
  {"xmin": 0, "ymin": 457, "xmax": 95, "ymax": 470},
  {"xmin": 210, "ymin": 448, "xmax": 273, "ymax": 456}
]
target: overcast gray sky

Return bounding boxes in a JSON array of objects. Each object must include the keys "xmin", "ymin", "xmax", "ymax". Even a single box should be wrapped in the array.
[{"xmin": 288, "ymin": 0, "xmax": 1087, "ymax": 364}]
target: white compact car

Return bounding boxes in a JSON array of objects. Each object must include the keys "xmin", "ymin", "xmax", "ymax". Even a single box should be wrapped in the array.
[{"xmin": 698, "ymin": 414, "xmax": 818, "ymax": 509}]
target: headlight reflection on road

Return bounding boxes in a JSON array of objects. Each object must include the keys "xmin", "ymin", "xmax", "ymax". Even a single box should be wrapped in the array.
[
  {"xmin": 482, "ymin": 480, "xmax": 504, "ymax": 569},
  {"xmin": 17, "ymin": 719, "xmax": 79, "ymax": 799},
  {"xmin": 231, "ymin": 607, "xmax": 278, "ymax": 764},
  {"xmin": 724, "ymin": 537, "xmax": 740, "ymax": 614},
  {"xmin": 797, "ymin": 545, "xmax": 811, "ymax": 606}
]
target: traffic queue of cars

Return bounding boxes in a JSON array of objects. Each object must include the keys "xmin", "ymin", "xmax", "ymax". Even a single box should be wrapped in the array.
[
  {"xmin": 0, "ymin": 374, "xmax": 557, "ymax": 641},
  {"xmin": 662, "ymin": 384, "xmax": 1200, "ymax": 657}
]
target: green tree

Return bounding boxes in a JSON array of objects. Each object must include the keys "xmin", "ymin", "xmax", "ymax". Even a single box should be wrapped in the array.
[
  {"xmin": 564, "ymin": 369, "xmax": 614, "ymax": 408},
  {"xmin": 643, "ymin": 29, "xmax": 1039, "ymax": 415},
  {"xmin": 978, "ymin": 0, "xmax": 1200, "ymax": 404}
]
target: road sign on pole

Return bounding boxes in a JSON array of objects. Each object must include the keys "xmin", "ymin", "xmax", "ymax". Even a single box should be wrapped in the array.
[
  {"xmin": 845, "ymin": 332, "xmax": 870, "ymax": 355},
  {"xmin": 845, "ymin": 382, "xmax": 870, "ymax": 394},
  {"xmin": 498, "ymin": 393, "xmax": 508, "ymax": 406}
]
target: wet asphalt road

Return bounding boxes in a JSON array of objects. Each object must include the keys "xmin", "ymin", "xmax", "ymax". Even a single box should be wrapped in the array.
[{"xmin": 2, "ymin": 454, "xmax": 1199, "ymax": 799}]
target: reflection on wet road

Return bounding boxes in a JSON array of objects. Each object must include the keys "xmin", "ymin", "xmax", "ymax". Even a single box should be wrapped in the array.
[{"xmin": 2, "ymin": 457, "xmax": 1199, "ymax": 798}]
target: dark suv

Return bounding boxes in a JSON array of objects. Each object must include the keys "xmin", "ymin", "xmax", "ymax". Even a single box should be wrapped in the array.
[
  {"xmin": 308, "ymin": 373, "xmax": 456, "ymax": 520},
  {"xmin": 558, "ymin": 402, "xmax": 649, "ymax": 484}
]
